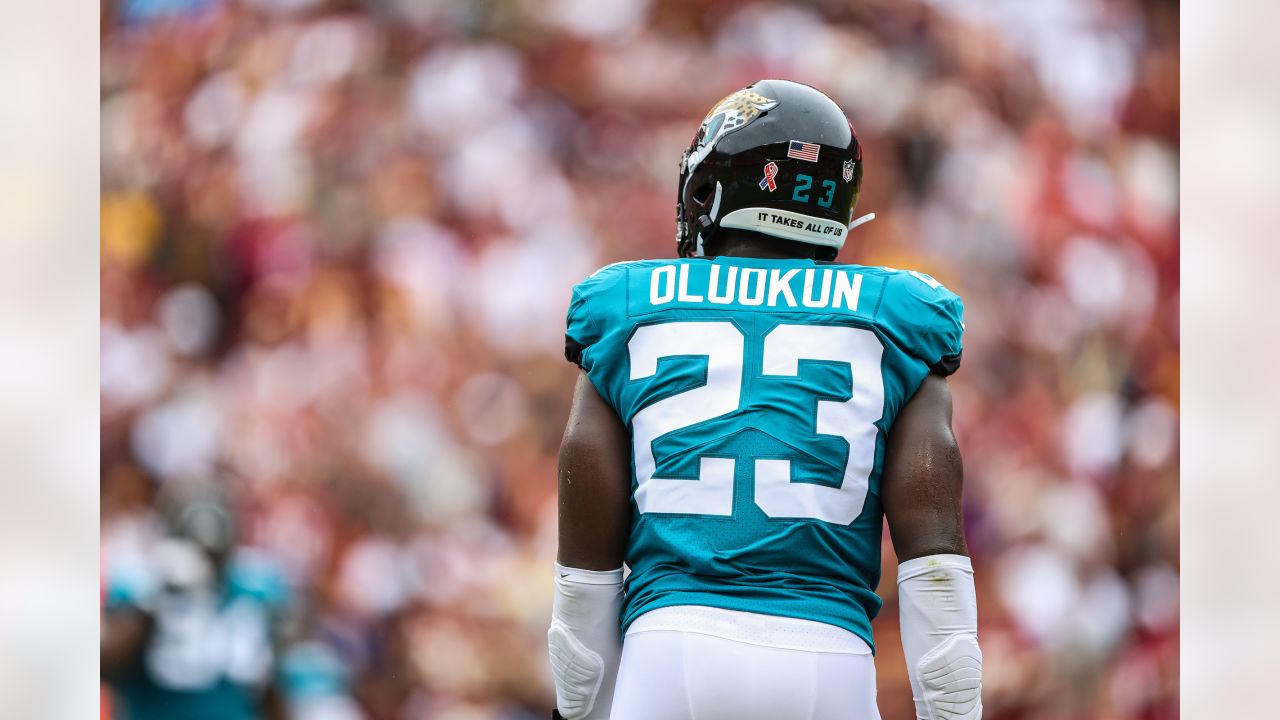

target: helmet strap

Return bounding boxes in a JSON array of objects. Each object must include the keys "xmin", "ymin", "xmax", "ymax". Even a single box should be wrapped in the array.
[{"xmin": 693, "ymin": 218, "xmax": 713, "ymax": 257}]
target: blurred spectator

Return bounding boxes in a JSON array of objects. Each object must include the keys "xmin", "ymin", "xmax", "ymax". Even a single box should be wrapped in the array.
[{"xmin": 101, "ymin": 0, "xmax": 1178, "ymax": 717}]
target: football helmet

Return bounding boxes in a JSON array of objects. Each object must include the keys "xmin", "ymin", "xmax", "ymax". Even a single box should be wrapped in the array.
[{"xmin": 676, "ymin": 79, "xmax": 864, "ymax": 260}]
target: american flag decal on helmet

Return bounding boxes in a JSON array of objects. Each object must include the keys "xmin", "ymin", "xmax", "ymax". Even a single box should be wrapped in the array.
[{"xmin": 787, "ymin": 141, "xmax": 820, "ymax": 162}]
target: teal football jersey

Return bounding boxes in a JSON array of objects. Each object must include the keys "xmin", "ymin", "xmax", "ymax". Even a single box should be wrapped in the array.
[
  {"xmin": 564, "ymin": 256, "xmax": 964, "ymax": 651},
  {"xmin": 106, "ymin": 548, "xmax": 290, "ymax": 720}
]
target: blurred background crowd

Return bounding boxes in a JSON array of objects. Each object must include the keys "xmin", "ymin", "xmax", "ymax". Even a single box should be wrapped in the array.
[{"xmin": 100, "ymin": 0, "xmax": 1179, "ymax": 718}]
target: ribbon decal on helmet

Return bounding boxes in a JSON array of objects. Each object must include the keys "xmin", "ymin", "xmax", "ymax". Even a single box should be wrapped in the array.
[{"xmin": 759, "ymin": 162, "xmax": 779, "ymax": 192}]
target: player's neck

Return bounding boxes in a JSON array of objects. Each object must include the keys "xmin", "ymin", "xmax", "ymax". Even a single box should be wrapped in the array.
[
  {"xmin": 706, "ymin": 230, "xmax": 818, "ymax": 260},
  {"xmin": 715, "ymin": 246, "xmax": 802, "ymax": 260}
]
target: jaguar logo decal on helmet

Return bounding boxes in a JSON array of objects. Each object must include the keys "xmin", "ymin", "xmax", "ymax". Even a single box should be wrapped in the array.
[{"xmin": 689, "ymin": 89, "xmax": 778, "ymax": 171}]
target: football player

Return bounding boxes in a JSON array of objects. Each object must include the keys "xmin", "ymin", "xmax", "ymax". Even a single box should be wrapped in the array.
[
  {"xmin": 102, "ymin": 482, "xmax": 291, "ymax": 720},
  {"xmin": 548, "ymin": 79, "xmax": 982, "ymax": 719}
]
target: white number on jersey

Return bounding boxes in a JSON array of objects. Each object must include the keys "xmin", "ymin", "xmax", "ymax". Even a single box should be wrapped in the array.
[{"xmin": 628, "ymin": 321, "xmax": 886, "ymax": 525}]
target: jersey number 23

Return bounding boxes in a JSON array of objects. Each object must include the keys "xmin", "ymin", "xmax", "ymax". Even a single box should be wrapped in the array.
[{"xmin": 629, "ymin": 321, "xmax": 884, "ymax": 525}]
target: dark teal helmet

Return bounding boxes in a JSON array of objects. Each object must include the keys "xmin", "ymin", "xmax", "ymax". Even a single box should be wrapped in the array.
[{"xmin": 677, "ymin": 79, "xmax": 864, "ymax": 260}]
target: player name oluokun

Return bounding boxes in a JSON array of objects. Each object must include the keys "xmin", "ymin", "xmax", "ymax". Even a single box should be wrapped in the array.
[{"xmin": 648, "ymin": 262, "xmax": 863, "ymax": 311}]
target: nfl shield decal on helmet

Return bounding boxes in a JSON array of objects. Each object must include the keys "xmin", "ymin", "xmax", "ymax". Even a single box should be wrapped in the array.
[{"xmin": 843, "ymin": 159, "xmax": 855, "ymax": 183}]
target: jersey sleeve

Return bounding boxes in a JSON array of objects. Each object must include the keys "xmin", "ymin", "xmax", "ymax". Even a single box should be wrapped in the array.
[
  {"xmin": 564, "ymin": 282, "xmax": 599, "ymax": 370},
  {"xmin": 563, "ymin": 263, "xmax": 626, "ymax": 372},
  {"xmin": 925, "ymin": 291, "xmax": 964, "ymax": 376},
  {"xmin": 880, "ymin": 270, "xmax": 965, "ymax": 377},
  {"xmin": 563, "ymin": 263, "xmax": 635, "ymax": 418},
  {"xmin": 103, "ymin": 553, "xmax": 159, "ymax": 612},
  {"xmin": 227, "ymin": 548, "xmax": 292, "ymax": 610}
]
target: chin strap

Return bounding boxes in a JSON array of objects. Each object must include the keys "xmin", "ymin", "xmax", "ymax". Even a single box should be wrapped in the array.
[
  {"xmin": 692, "ymin": 183, "xmax": 724, "ymax": 257},
  {"xmin": 848, "ymin": 212, "xmax": 876, "ymax": 231},
  {"xmin": 694, "ymin": 217, "xmax": 712, "ymax": 257}
]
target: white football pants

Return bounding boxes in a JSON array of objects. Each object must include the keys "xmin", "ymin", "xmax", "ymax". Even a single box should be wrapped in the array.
[{"xmin": 610, "ymin": 606, "xmax": 881, "ymax": 720}]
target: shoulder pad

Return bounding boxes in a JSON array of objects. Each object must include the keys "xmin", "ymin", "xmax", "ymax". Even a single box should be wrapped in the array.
[
  {"xmin": 227, "ymin": 548, "xmax": 290, "ymax": 607},
  {"xmin": 879, "ymin": 269, "xmax": 965, "ymax": 376},
  {"xmin": 104, "ymin": 554, "xmax": 160, "ymax": 611},
  {"xmin": 564, "ymin": 262, "xmax": 637, "ymax": 369}
]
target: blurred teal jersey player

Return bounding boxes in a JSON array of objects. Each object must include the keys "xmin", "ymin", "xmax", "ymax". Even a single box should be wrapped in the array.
[
  {"xmin": 548, "ymin": 80, "xmax": 982, "ymax": 720},
  {"xmin": 564, "ymin": 257, "xmax": 963, "ymax": 647},
  {"xmin": 102, "ymin": 484, "xmax": 290, "ymax": 720}
]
